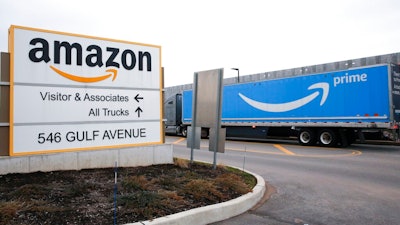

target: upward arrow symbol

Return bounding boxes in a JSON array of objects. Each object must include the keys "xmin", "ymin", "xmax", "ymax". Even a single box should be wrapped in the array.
[{"xmin": 135, "ymin": 107, "xmax": 143, "ymax": 117}]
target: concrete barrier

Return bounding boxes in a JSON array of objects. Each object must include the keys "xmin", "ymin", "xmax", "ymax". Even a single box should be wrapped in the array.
[{"xmin": 0, "ymin": 144, "xmax": 173, "ymax": 175}]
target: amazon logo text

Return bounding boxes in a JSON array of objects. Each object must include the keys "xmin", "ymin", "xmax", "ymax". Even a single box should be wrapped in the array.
[
  {"xmin": 28, "ymin": 38, "xmax": 152, "ymax": 83},
  {"xmin": 29, "ymin": 38, "xmax": 152, "ymax": 71}
]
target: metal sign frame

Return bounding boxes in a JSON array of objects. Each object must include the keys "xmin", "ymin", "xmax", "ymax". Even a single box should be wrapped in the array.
[{"xmin": 188, "ymin": 68, "xmax": 225, "ymax": 168}]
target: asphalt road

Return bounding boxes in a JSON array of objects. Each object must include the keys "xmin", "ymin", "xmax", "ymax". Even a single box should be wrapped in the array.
[{"xmin": 166, "ymin": 136, "xmax": 400, "ymax": 225}]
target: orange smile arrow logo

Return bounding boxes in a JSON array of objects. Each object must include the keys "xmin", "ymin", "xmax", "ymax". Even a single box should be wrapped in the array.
[{"xmin": 50, "ymin": 65, "xmax": 118, "ymax": 83}]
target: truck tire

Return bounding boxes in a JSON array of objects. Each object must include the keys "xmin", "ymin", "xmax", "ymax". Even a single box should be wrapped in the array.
[
  {"xmin": 181, "ymin": 127, "xmax": 187, "ymax": 137},
  {"xmin": 201, "ymin": 128, "xmax": 209, "ymax": 139},
  {"xmin": 318, "ymin": 129, "xmax": 338, "ymax": 147},
  {"xmin": 176, "ymin": 127, "xmax": 181, "ymax": 136},
  {"xmin": 298, "ymin": 128, "xmax": 316, "ymax": 146}
]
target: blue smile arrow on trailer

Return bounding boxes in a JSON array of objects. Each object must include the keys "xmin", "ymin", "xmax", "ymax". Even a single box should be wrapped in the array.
[{"xmin": 238, "ymin": 82, "xmax": 329, "ymax": 112}]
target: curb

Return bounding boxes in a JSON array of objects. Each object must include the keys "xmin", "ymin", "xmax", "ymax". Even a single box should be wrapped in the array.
[{"xmin": 126, "ymin": 168, "xmax": 266, "ymax": 225}]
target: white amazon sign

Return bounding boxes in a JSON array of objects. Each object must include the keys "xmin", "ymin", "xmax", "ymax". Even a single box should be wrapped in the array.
[{"xmin": 9, "ymin": 25, "xmax": 163, "ymax": 155}]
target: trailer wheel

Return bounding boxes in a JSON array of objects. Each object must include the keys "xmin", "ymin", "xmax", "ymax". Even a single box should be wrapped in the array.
[
  {"xmin": 181, "ymin": 127, "xmax": 187, "ymax": 137},
  {"xmin": 298, "ymin": 128, "xmax": 316, "ymax": 146},
  {"xmin": 318, "ymin": 129, "xmax": 337, "ymax": 147},
  {"xmin": 176, "ymin": 126, "xmax": 181, "ymax": 136},
  {"xmin": 201, "ymin": 128, "xmax": 209, "ymax": 139}
]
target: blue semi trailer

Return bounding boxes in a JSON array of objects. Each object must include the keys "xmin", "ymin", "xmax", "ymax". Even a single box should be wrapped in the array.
[{"xmin": 165, "ymin": 64, "xmax": 400, "ymax": 146}]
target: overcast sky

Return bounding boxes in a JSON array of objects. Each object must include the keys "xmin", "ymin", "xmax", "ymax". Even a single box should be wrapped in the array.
[{"xmin": 1, "ymin": 0, "xmax": 400, "ymax": 87}]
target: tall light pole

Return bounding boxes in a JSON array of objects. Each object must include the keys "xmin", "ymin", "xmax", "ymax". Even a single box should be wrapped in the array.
[{"xmin": 231, "ymin": 68, "xmax": 239, "ymax": 83}]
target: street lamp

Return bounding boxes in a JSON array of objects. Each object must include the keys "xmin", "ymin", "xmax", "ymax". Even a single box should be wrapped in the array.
[{"xmin": 231, "ymin": 68, "xmax": 239, "ymax": 83}]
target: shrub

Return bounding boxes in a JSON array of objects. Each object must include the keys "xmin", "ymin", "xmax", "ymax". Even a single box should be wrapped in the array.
[
  {"xmin": 156, "ymin": 175, "xmax": 179, "ymax": 190},
  {"xmin": 215, "ymin": 173, "xmax": 251, "ymax": 194},
  {"xmin": 118, "ymin": 191, "xmax": 163, "ymax": 219},
  {"xmin": 225, "ymin": 167, "xmax": 257, "ymax": 188},
  {"xmin": 174, "ymin": 158, "xmax": 189, "ymax": 168},
  {"xmin": 10, "ymin": 184, "xmax": 48, "ymax": 200},
  {"xmin": 121, "ymin": 175, "xmax": 151, "ymax": 192},
  {"xmin": 0, "ymin": 201, "xmax": 22, "ymax": 224},
  {"xmin": 64, "ymin": 182, "xmax": 93, "ymax": 197},
  {"xmin": 182, "ymin": 179, "xmax": 225, "ymax": 202}
]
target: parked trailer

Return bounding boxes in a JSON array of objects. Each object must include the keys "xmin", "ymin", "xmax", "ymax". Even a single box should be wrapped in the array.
[{"xmin": 165, "ymin": 64, "xmax": 400, "ymax": 146}]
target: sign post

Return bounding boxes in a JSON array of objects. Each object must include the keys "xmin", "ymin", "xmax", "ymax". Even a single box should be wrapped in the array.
[{"xmin": 188, "ymin": 68, "xmax": 225, "ymax": 169}]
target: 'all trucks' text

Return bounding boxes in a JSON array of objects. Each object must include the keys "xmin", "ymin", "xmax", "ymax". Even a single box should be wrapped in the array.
[{"xmin": 88, "ymin": 108, "xmax": 129, "ymax": 116}]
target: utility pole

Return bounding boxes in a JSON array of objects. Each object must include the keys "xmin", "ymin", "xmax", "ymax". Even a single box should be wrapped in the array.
[{"xmin": 231, "ymin": 68, "xmax": 239, "ymax": 83}]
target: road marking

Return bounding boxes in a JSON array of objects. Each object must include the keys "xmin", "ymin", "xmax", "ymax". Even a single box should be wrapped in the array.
[
  {"xmin": 227, "ymin": 147, "xmax": 288, "ymax": 156},
  {"xmin": 273, "ymin": 144, "xmax": 296, "ymax": 155},
  {"xmin": 172, "ymin": 137, "xmax": 186, "ymax": 144}
]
